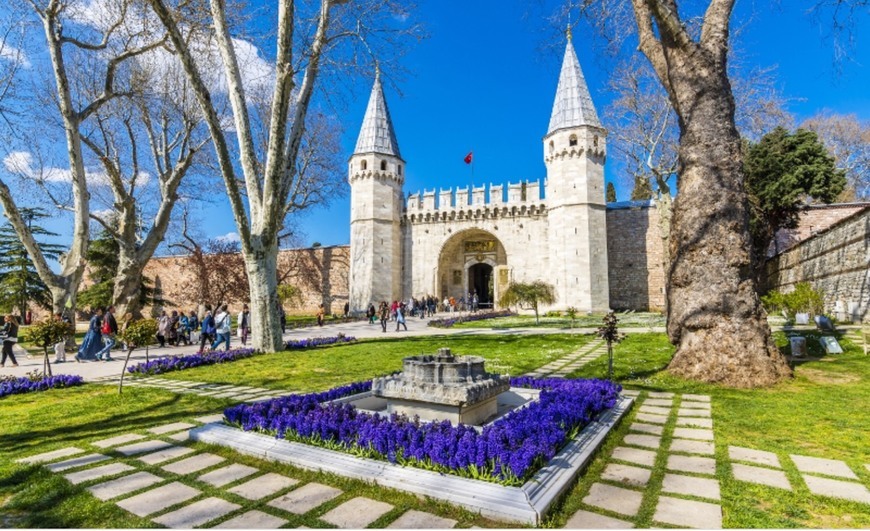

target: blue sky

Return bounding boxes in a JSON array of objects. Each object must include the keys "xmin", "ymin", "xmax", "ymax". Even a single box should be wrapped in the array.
[{"xmin": 281, "ymin": 0, "xmax": 870, "ymax": 248}]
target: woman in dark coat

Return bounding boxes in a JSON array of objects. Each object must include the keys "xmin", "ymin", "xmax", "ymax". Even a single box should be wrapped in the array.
[{"xmin": 76, "ymin": 308, "xmax": 104, "ymax": 362}]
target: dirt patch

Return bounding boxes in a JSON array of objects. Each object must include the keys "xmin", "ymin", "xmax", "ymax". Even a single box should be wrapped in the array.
[{"xmin": 799, "ymin": 368, "xmax": 859, "ymax": 384}]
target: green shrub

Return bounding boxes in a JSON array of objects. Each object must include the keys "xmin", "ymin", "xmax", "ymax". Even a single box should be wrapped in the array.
[
  {"xmin": 762, "ymin": 282, "xmax": 826, "ymax": 319},
  {"xmin": 544, "ymin": 310, "xmax": 562, "ymax": 318}
]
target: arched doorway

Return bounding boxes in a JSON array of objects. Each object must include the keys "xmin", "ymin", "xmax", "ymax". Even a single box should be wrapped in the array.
[{"xmin": 468, "ymin": 263, "xmax": 494, "ymax": 308}]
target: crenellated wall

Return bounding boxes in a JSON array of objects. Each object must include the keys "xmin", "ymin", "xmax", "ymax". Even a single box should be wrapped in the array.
[{"xmin": 406, "ymin": 180, "xmax": 545, "ymax": 218}]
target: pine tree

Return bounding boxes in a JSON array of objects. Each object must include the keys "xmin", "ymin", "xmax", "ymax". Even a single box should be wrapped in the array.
[
  {"xmin": 78, "ymin": 230, "xmax": 164, "ymax": 311},
  {"xmin": 0, "ymin": 209, "xmax": 66, "ymax": 320},
  {"xmin": 606, "ymin": 182, "xmax": 617, "ymax": 202},
  {"xmin": 630, "ymin": 175, "xmax": 654, "ymax": 200}
]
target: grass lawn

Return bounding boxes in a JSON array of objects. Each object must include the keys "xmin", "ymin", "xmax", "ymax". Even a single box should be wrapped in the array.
[
  {"xmin": 452, "ymin": 311, "xmax": 667, "ymax": 330},
  {"xmin": 154, "ymin": 333, "xmax": 596, "ymax": 391}
]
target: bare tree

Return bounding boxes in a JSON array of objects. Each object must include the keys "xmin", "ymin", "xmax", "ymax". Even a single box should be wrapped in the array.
[
  {"xmin": 0, "ymin": 0, "xmax": 166, "ymax": 318},
  {"xmin": 802, "ymin": 111, "xmax": 870, "ymax": 200},
  {"xmin": 145, "ymin": 0, "xmax": 418, "ymax": 351}
]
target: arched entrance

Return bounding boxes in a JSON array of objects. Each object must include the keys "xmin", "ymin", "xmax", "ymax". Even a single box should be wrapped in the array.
[
  {"xmin": 468, "ymin": 263, "xmax": 494, "ymax": 308},
  {"xmin": 436, "ymin": 229, "xmax": 507, "ymax": 307}
]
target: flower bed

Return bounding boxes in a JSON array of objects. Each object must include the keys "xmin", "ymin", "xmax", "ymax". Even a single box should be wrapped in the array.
[
  {"xmin": 127, "ymin": 348, "xmax": 257, "ymax": 375},
  {"xmin": 0, "ymin": 373, "xmax": 84, "ymax": 399},
  {"xmin": 285, "ymin": 335, "xmax": 357, "ymax": 350},
  {"xmin": 427, "ymin": 310, "xmax": 514, "ymax": 328},
  {"xmin": 224, "ymin": 376, "xmax": 619, "ymax": 485}
]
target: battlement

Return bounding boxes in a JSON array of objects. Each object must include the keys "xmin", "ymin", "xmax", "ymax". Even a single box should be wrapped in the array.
[{"xmin": 405, "ymin": 180, "xmax": 546, "ymax": 217}]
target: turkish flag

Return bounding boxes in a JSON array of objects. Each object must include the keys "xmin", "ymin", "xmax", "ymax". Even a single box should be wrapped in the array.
[{"xmin": 464, "ymin": 152, "xmax": 473, "ymax": 164}]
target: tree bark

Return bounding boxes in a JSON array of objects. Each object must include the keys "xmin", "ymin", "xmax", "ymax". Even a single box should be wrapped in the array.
[{"xmin": 244, "ymin": 240, "xmax": 283, "ymax": 352}]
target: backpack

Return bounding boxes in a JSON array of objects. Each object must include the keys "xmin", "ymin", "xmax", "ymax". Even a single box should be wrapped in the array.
[{"xmin": 101, "ymin": 318, "xmax": 112, "ymax": 335}]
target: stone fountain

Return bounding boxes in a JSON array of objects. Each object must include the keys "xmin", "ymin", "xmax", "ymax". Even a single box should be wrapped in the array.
[{"xmin": 370, "ymin": 348, "xmax": 511, "ymax": 424}]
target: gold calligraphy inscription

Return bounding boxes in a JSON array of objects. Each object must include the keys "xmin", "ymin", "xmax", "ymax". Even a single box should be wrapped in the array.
[{"xmin": 464, "ymin": 240, "xmax": 496, "ymax": 253}]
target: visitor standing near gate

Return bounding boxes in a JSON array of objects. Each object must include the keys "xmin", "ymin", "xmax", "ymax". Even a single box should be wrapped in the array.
[
  {"xmin": 95, "ymin": 306, "xmax": 118, "ymax": 362},
  {"xmin": 366, "ymin": 303, "xmax": 376, "ymax": 324},
  {"xmin": 343, "ymin": 301, "xmax": 349, "ymax": 319},
  {"xmin": 238, "ymin": 304, "xmax": 250, "ymax": 345},
  {"xmin": 1, "ymin": 315, "xmax": 19, "ymax": 367},
  {"xmin": 395, "ymin": 303, "xmax": 407, "ymax": 332},
  {"xmin": 379, "ymin": 301, "xmax": 389, "ymax": 333},
  {"xmin": 211, "ymin": 304, "xmax": 232, "ymax": 351}
]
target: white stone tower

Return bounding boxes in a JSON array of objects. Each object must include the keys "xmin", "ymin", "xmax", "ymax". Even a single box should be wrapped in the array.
[
  {"xmin": 544, "ymin": 32, "xmax": 610, "ymax": 312},
  {"xmin": 348, "ymin": 69, "xmax": 405, "ymax": 311}
]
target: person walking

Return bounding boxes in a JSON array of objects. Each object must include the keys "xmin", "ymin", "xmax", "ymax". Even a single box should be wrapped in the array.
[
  {"xmin": 343, "ymin": 301, "xmax": 349, "ymax": 319},
  {"xmin": 178, "ymin": 311, "xmax": 191, "ymax": 346},
  {"xmin": 156, "ymin": 310, "xmax": 170, "ymax": 347},
  {"xmin": 379, "ymin": 301, "xmax": 389, "ymax": 333},
  {"xmin": 52, "ymin": 313, "xmax": 69, "ymax": 363},
  {"xmin": 367, "ymin": 303, "xmax": 376, "ymax": 324},
  {"xmin": 188, "ymin": 310, "xmax": 199, "ymax": 345},
  {"xmin": 199, "ymin": 309, "xmax": 215, "ymax": 352},
  {"xmin": 237, "ymin": 304, "xmax": 250, "ymax": 346},
  {"xmin": 167, "ymin": 310, "xmax": 180, "ymax": 346},
  {"xmin": 395, "ymin": 303, "xmax": 407, "ymax": 332},
  {"xmin": 1, "ymin": 315, "xmax": 19, "ymax": 368},
  {"xmin": 95, "ymin": 306, "xmax": 118, "ymax": 362},
  {"xmin": 210, "ymin": 305, "xmax": 232, "ymax": 351},
  {"xmin": 316, "ymin": 304, "xmax": 325, "ymax": 327},
  {"xmin": 76, "ymin": 308, "xmax": 104, "ymax": 362}
]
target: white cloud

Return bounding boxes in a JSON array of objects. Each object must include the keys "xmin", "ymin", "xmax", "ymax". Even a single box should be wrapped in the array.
[
  {"xmin": 92, "ymin": 208, "xmax": 119, "ymax": 224},
  {"xmin": 3, "ymin": 150, "xmax": 114, "ymax": 186},
  {"xmin": 215, "ymin": 231, "xmax": 241, "ymax": 244},
  {"xmin": 0, "ymin": 45, "xmax": 30, "ymax": 69}
]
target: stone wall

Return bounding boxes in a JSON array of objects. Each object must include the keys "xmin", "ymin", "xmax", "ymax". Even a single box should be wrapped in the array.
[
  {"xmin": 765, "ymin": 206, "xmax": 870, "ymax": 323},
  {"xmin": 771, "ymin": 203, "xmax": 869, "ymax": 256},
  {"xmin": 605, "ymin": 201, "xmax": 666, "ymax": 311}
]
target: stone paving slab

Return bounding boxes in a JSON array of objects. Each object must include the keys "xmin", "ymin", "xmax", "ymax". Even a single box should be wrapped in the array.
[
  {"xmin": 681, "ymin": 394, "xmax": 711, "ymax": 402},
  {"xmin": 731, "ymin": 463, "xmax": 792, "ymax": 490},
  {"xmin": 168, "ymin": 431, "xmax": 190, "ymax": 442},
  {"xmin": 791, "ymin": 454, "xmax": 859, "ymax": 479},
  {"xmin": 629, "ymin": 422, "xmax": 663, "ymax": 435},
  {"xmin": 583, "ymin": 482, "xmax": 643, "ymax": 517},
  {"xmin": 620, "ymin": 390, "xmax": 641, "ymax": 397},
  {"xmin": 635, "ymin": 413, "xmax": 668, "ymax": 425},
  {"xmin": 138, "ymin": 446, "xmax": 195, "ymax": 465},
  {"xmin": 623, "ymin": 434, "xmax": 661, "ymax": 450},
  {"xmin": 63, "ymin": 462, "xmax": 136, "ymax": 485},
  {"xmin": 194, "ymin": 414, "xmax": 225, "ymax": 424},
  {"xmin": 647, "ymin": 392, "xmax": 675, "ymax": 398},
  {"xmin": 17, "ymin": 447, "xmax": 84, "ymax": 464},
  {"xmin": 653, "ymin": 495, "xmax": 722, "ymax": 529},
  {"xmin": 670, "ymin": 439, "xmax": 715, "ymax": 456},
  {"xmin": 729, "ymin": 446, "xmax": 781, "ymax": 468},
  {"xmin": 320, "ymin": 496, "xmax": 394, "ymax": 528},
  {"xmin": 213, "ymin": 510, "xmax": 288, "ymax": 529},
  {"xmin": 115, "ymin": 440, "xmax": 173, "ymax": 456},
  {"xmin": 803, "ymin": 474, "xmax": 870, "ymax": 504},
  {"xmin": 601, "ymin": 463, "xmax": 652, "ymax": 487},
  {"xmin": 87, "ymin": 471, "xmax": 164, "ymax": 501},
  {"xmin": 198, "ymin": 463, "xmax": 259, "ymax": 487},
  {"xmin": 267, "ymin": 482, "xmax": 342, "ymax": 515},
  {"xmin": 91, "ymin": 433, "xmax": 147, "ymax": 448},
  {"xmin": 680, "ymin": 401, "xmax": 712, "ymax": 410},
  {"xmin": 564, "ymin": 509, "xmax": 634, "ymax": 529},
  {"xmin": 677, "ymin": 408, "xmax": 712, "ymax": 418},
  {"xmin": 644, "ymin": 399, "xmax": 673, "ymax": 407},
  {"xmin": 676, "ymin": 417, "xmax": 713, "ymax": 429},
  {"xmin": 611, "ymin": 446, "xmax": 657, "ymax": 468},
  {"xmin": 672, "ymin": 427, "xmax": 714, "ymax": 441},
  {"xmin": 147, "ymin": 422, "xmax": 197, "ymax": 435},
  {"xmin": 116, "ymin": 481, "xmax": 200, "ymax": 517},
  {"xmin": 638, "ymin": 405, "xmax": 672, "ymax": 416},
  {"xmin": 46, "ymin": 453, "xmax": 110, "ymax": 472},
  {"xmin": 228, "ymin": 473, "xmax": 299, "ymax": 500},
  {"xmin": 386, "ymin": 509, "xmax": 458, "ymax": 529},
  {"xmin": 161, "ymin": 453, "xmax": 224, "ymax": 475},
  {"xmin": 152, "ymin": 496, "xmax": 241, "ymax": 528},
  {"xmin": 661, "ymin": 473, "xmax": 721, "ymax": 500},
  {"xmin": 667, "ymin": 455, "xmax": 717, "ymax": 475}
]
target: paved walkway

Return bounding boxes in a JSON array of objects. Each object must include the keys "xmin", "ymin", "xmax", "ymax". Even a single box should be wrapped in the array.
[{"xmin": 525, "ymin": 338, "xmax": 607, "ymax": 378}]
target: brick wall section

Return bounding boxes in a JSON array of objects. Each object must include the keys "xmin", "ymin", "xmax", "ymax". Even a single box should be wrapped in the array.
[
  {"xmin": 772, "ymin": 203, "xmax": 869, "ymax": 255},
  {"xmin": 606, "ymin": 204, "xmax": 666, "ymax": 311},
  {"xmin": 141, "ymin": 245, "xmax": 350, "ymax": 317},
  {"xmin": 765, "ymin": 207, "xmax": 870, "ymax": 323}
]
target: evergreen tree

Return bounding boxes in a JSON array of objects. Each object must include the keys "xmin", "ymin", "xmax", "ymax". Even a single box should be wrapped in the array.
[
  {"xmin": 606, "ymin": 182, "xmax": 617, "ymax": 202},
  {"xmin": 744, "ymin": 127, "xmax": 846, "ymax": 261},
  {"xmin": 630, "ymin": 175, "xmax": 654, "ymax": 200},
  {"xmin": 78, "ymin": 230, "xmax": 164, "ymax": 311},
  {"xmin": 0, "ymin": 209, "xmax": 66, "ymax": 320}
]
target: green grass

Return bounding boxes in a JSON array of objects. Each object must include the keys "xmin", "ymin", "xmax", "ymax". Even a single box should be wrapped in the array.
[
  {"xmin": 155, "ymin": 334, "xmax": 596, "ymax": 391},
  {"xmin": 452, "ymin": 311, "xmax": 667, "ymax": 330}
]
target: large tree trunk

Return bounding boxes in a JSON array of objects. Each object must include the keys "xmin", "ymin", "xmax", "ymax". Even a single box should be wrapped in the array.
[
  {"xmin": 244, "ymin": 240, "xmax": 283, "ymax": 352},
  {"xmin": 113, "ymin": 254, "xmax": 145, "ymax": 319},
  {"xmin": 665, "ymin": 72, "xmax": 791, "ymax": 387}
]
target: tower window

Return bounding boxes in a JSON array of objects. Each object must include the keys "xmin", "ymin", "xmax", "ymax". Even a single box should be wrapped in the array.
[
  {"xmin": 398, "ymin": 165, "xmax": 403, "ymax": 176},
  {"xmin": 361, "ymin": 160, "xmax": 367, "ymax": 171},
  {"xmin": 549, "ymin": 140, "xmax": 554, "ymax": 155},
  {"xmin": 593, "ymin": 135, "xmax": 599, "ymax": 147},
  {"xmin": 569, "ymin": 134, "xmax": 578, "ymax": 147},
  {"xmin": 380, "ymin": 160, "xmax": 387, "ymax": 171}
]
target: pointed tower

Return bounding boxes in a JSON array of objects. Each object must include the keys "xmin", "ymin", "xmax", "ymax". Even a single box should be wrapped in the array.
[
  {"xmin": 544, "ymin": 31, "xmax": 610, "ymax": 312},
  {"xmin": 348, "ymin": 69, "xmax": 405, "ymax": 311}
]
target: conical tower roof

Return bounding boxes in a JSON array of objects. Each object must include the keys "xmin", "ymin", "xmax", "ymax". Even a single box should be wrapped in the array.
[
  {"xmin": 547, "ymin": 38, "xmax": 601, "ymax": 135},
  {"xmin": 354, "ymin": 71, "xmax": 402, "ymax": 159}
]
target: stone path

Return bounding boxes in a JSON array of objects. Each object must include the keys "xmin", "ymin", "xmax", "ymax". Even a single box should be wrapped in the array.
[
  {"xmin": 565, "ymin": 391, "xmax": 723, "ymax": 529},
  {"xmin": 91, "ymin": 376, "xmax": 294, "ymax": 402},
  {"xmin": 525, "ymin": 338, "xmax": 606, "ymax": 378},
  {"xmin": 17, "ymin": 416, "xmax": 458, "ymax": 529}
]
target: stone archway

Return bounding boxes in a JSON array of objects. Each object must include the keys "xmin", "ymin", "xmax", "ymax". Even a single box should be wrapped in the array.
[{"xmin": 436, "ymin": 229, "xmax": 507, "ymax": 306}]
